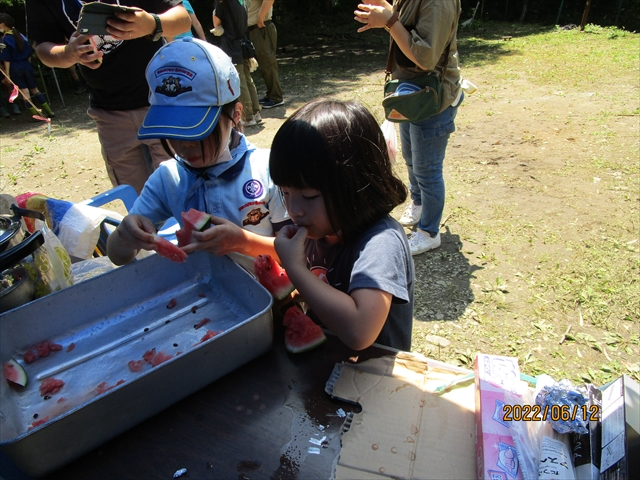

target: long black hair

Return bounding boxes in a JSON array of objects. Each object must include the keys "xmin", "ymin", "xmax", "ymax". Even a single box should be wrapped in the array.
[
  {"xmin": 270, "ymin": 99, "xmax": 407, "ymax": 244},
  {"xmin": 0, "ymin": 14, "xmax": 25, "ymax": 53}
]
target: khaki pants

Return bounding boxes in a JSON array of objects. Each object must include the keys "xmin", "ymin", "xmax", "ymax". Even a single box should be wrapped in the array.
[
  {"xmin": 236, "ymin": 60, "xmax": 261, "ymax": 121},
  {"xmin": 87, "ymin": 106, "xmax": 172, "ymax": 195},
  {"xmin": 249, "ymin": 22, "xmax": 283, "ymax": 103}
]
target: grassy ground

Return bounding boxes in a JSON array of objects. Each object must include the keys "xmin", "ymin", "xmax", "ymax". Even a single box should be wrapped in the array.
[{"xmin": 404, "ymin": 22, "xmax": 640, "ymax": 385}]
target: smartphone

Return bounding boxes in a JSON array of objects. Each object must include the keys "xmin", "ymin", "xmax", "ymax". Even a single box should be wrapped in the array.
[{"xmin": 76, "ymin": 2, "xmax": 136, "ymax": 36}]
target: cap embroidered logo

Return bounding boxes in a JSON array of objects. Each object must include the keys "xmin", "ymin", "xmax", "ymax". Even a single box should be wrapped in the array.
[{"xmin": 156, "ymin": 75, "xmax": 193, "ymax": 97}]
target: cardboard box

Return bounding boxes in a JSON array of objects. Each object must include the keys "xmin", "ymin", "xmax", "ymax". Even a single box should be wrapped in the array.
[
  {"xmin": 326, "ymin": 352, "xmax": 477, "ymax": 479},
  {"xmin": 599, "ymin": 375, "xmax": 639, "ymax": 479},
  {"xmin": 474, "ymin": 353, "xmax": 524, "ymax": 480}
]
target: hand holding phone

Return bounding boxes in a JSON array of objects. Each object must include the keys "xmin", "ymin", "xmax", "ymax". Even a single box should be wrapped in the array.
[
  {"xmin": 77, "ymin": 2, "xmax": 136, "ymax": 36},
  {"xmin": 65, "ymin": 31, "xmax": 104, "ymax": 69}
]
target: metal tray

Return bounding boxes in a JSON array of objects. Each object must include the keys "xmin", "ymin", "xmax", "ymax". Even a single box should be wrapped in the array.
[{"xmin": 0, "ymin": 251, "xmax": 273, "ymax": 477}]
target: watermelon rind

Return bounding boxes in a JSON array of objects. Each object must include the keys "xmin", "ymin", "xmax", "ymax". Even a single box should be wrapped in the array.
[
  {"xmin": 283, "ymin": 306, "xmax": 327, "ymax": 354},
  {"xmin": 3, "ymin": 358, "xmax": 28, "ymax": 387},
  {"xmin": 183, "ymin": 208, "xmax": 212, "ymax": 231},
  {"xmin": 269, "ymin": 281, "xmax": 295, "ymax": 302},
  {"xmin": 177, "ymin": 209, "xmax": 212, "ymax": 247},
  {"xmin": 285, "ymin": 334, "xmax": 327, "ymax": 354},
  {"xmin": 254, "ymin": 255, "xmax": 295, "ymax": 301}
]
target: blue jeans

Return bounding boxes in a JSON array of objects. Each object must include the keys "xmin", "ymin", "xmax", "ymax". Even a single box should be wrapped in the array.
[{"xmin": 399, "ymin": 98, "xmax": 461, "ymax": 236}]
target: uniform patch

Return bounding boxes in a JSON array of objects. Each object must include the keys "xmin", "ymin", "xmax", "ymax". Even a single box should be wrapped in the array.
[
  {"xmin": 243, "ymin": 208, "xmax": 269, "ymax": 226},
  {"xmin": 243, "ymin": 179, "xmax": 264, "ymax": 199}
]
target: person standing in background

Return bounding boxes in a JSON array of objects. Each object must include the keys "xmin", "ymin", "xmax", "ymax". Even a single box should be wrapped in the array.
[
  {"xmin": 167, "ymin": 0, "xmax": 207, "ymax": 41},
  {"xmin": 213, "ymin": 0, "xmax": 262, "ymax": 126},
  {"xmin": 247, "ymin": 0, "xmax": 283, "ymax": 109},
  {"xmin": 0, "ymin": 13, "xmax": 55, "ymax": 118},
  {"xmin": 355, "ymin": 0, "xmax": 463, "ymax": 255},
  {"xmin": 25, "ymin": 0, "xmax": 191, "ymax": 195}
]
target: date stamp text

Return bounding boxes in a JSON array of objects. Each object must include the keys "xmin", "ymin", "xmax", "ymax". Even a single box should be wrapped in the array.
[{"xmin": 502, "ymin": 404, "xmax": 600, "ymax": 422}]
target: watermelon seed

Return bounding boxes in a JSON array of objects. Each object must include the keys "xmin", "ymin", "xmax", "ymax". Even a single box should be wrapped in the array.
[
  {"xmin": 144, "ymin": 328, "xmax": 149, "ymax": 332},
  {"xmin": 165, "ymin": 320, "xmax": 170, "ymax": 324},
  {"xmin": 33, "ymin": 413, "xmax": 38, "ymax": 419},
  {"xmin": 44, "ymin": 395, "xmax": 51, "ymax": 400},
  {"xmin": 173, "ymin": 343, "xmax": 178, "ymax": 347}
]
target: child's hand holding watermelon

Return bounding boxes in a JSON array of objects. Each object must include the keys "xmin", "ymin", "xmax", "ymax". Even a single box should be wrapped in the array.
[{"xmin": 107, "ymin": 214, "xmax": 186, "ymax": 265}]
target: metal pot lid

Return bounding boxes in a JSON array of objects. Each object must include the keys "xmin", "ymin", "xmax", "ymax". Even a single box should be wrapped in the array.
[
  {"xmin": 0, "ymin": 231, "xmax": 45, "ymax": 272},
  {"xmin": 0, "ymin": 215, "xmax": 23, "ymax": 247}
]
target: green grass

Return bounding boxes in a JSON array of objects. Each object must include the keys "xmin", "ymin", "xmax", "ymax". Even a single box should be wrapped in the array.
[
  {"xmin": 459, "ymin": 23, "xmax": 639, "ymax": 91},
  {"xmin": 410, "ymin": 22, "xmax": 639, "ymax": 384}
]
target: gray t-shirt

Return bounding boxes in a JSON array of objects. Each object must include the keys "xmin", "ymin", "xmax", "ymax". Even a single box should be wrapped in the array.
[{"xmin": 304, "ymin": 216, "xmax": 414, "ymax": 351}]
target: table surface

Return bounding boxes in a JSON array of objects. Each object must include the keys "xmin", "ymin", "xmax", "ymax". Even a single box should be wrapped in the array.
[{"xmin": 1, "ymin": 327, "xmax": 394, "ymax": 480}]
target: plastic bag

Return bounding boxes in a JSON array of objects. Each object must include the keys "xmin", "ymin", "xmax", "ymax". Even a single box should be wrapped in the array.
[
  {"xmin": 506, "ymin": 388, "xmax": 545, "ymax": 480},
  {"xmin": 535, "ymin": 379, "xmax": 589, "ymax": 434},
  {"xmin": 28, "ymin": 219, "xmax": 74, "ymax": 297},
  {"xmin": 45, "ymin": 198, "xmax": 123, "ymax": 260},
  {"xmin": 248, "ymin": 57, "xmax": 259, "ymax": 73},
  {"xmin": 71, "ymin": 256, "xmax": 118, "ymax": 284},
  {"xmin": 35, "ymin": 220, "xmax": 73, "ymax": 292},
  {"xmin": 380, "ymin": 120, "xmax": 398, "ymax": 163}
]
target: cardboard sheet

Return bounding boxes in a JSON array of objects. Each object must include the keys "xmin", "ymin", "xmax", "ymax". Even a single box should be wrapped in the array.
[{"xmin": 327, "ymin": 352, "xmax": 476, "ymax": 479}]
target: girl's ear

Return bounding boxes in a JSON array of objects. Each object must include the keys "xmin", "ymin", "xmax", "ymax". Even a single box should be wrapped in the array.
[{"xmin": 233, "ymin": 102, "xmax": 243, "ymax": 124}]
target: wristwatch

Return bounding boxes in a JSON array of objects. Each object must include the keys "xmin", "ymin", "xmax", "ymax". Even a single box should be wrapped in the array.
[{"xmin": 150, "ymin": 13, "xmax": 163, "ymax": 41}]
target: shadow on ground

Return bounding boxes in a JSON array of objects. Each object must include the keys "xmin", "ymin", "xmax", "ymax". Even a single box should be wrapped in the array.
[{"xmin": 411, "ymin": 226, "xmax": 480, "ymax": 323}]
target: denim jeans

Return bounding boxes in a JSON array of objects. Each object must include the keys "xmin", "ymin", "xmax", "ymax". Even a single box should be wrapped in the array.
[{"xmin": 399, "ymin": 98, "xmax": 460, "ymax": 236}]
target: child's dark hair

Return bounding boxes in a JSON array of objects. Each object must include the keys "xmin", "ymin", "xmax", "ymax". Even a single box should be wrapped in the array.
[
  {"xmin": 270, "ymin": 99, "xmax": 407, "ymax": 243},
  {"xmin": 0, "ymin": 14, "xmax": 25, "ymax": 52}
]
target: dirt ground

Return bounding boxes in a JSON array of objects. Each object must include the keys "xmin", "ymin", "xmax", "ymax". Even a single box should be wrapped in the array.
[{"xmin": 1, "ymin": 26, "xmax": 638, "ymax": 384}]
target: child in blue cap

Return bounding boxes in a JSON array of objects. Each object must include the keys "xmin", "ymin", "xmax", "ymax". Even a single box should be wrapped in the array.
[{"xmin": 107, "ymin": 38, "xmax": 289, "ymax": 266}]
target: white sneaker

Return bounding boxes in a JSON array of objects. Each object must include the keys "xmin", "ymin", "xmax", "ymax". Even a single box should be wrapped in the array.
[
  {"xmin": 408, "ymin": 230, "xmax": 441, "ymax": 255},
  {"xmin": 244, "ymin": 116, "xmax": 258, "ymax": 127},
  {"xmin": 254, "ymin": 112, "xmax": 263, "ymax": 124},
  {"xmin": 399, "ymin": 202, "xmax": 422, "ymax": 226}
]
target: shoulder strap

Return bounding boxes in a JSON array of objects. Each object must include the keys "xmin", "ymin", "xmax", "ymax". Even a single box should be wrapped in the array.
[{"xmin": 384, "ymin": 0, "xmax": 452, "ymax": 81}]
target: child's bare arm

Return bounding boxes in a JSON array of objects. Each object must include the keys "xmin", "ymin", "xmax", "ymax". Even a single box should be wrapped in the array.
[
  {"xmin": 182, "ymin": 215, "xmax": 280, "ymax": 262},
  {"xmin": 275, "ymin": 225, "xmax": 392, "ymax": 351},
  {"xmin": 107, "ymin": 214, "xmax": 157, "ymax": 265}
]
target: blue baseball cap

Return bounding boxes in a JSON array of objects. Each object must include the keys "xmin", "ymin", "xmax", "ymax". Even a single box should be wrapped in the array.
[{"xmin": 138, "ymin": 38, "xmax": 241, "ymax": 141}]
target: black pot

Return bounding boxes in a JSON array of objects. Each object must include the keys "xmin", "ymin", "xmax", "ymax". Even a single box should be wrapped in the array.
[
  {"xmin": 0, "ymin": 205, "xmax": 45, "ymax": 253},
  {"xmin": 0, "ymin": 231, "xmax": 45, "ymax": 313}
]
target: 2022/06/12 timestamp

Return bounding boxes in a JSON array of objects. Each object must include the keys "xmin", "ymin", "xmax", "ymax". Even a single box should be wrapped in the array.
[{"xmin": 502, "ymin": 404, "xmax": 600, "ymax": 422}]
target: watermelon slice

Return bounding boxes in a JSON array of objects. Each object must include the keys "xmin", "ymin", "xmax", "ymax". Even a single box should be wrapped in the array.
[
  {"xmin": 3, "ymin": 359, "xmax": 28, "ymax": 387},
  {"xmin": 254, "ymin": 255, "xmax": 295, "ymax": 301},
  {"xmin": 282, "ymin": 305, "xmax": 326, "ymax": 353},
  {"xmin": 39, "ymin": 377, "xmax": 65, "ymax": 396},
  {"xmin": 152, "ymin": 234, "xmax": 187, "ymax": 263},
  {"xmin": 176, "ymin": 209, "xmax": 212, "ymax": 247}
]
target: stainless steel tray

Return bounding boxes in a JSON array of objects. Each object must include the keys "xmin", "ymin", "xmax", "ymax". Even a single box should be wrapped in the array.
[{"xmin": 0, "ymin": 251, "xmax": 273, "ymax": 477}]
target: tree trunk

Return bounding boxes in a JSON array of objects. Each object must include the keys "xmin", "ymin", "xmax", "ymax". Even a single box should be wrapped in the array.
[
  {"xmin": 519, "ymin": 0, "xmax": 529, "ymax": 23},
  {"xmin": 580, "ymin": 0, "xmax": 592, "ymax": 31}
]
